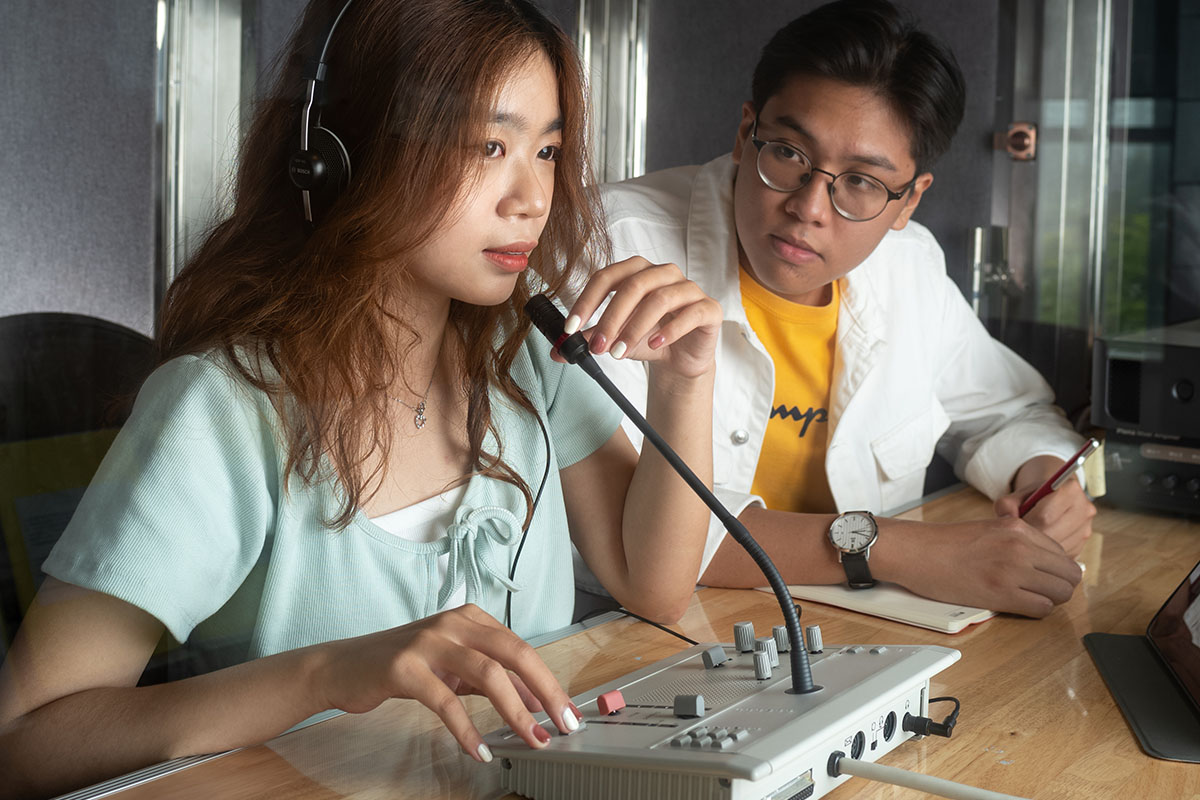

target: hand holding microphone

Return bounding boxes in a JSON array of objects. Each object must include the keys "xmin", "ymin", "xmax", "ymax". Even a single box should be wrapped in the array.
[
  {"xmin": 552, "ymin": 256, "xmax": 721, "ymax": 381},
  {"xmin": 527, "ymin": 277, "xmax": 820, "ymax": 695}
]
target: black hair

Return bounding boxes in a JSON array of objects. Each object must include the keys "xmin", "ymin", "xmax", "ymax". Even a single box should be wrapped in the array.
[{"xmin": 751, "ymin": 0, "xmax": 965, "ymax": 174}]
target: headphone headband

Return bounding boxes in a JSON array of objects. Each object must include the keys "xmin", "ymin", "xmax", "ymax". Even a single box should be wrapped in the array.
[{"xmin": 287, "ymin": 0, "xmax": 356, "ymax": 225}]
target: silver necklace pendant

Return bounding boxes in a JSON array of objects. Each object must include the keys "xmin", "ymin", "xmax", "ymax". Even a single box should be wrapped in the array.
[{"xmin": 413, "ymin": 400, "xmax": 427, "ymax": 429}]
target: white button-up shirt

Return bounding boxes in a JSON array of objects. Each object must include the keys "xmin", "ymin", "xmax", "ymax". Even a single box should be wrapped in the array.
[{"xmin": 578, "ymin": 155, "xmax": 1084, "ymax": 577}]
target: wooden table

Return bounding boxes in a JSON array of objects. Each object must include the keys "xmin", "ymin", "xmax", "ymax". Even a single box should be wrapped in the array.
[{"xmin": 89, "ymin": 489, "xmax": 1200, "ymax": 800}]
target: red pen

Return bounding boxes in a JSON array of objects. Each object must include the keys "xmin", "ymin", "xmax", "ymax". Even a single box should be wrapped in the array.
[{"xmin": 1018, "ymin": 437, "xmax": 1100, "ymax": 517}]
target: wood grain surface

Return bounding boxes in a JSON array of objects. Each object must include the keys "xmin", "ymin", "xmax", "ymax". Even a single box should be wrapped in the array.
[{"xmin": 97, "ymin": 489, "xmax": 1200, "ymax": 800}]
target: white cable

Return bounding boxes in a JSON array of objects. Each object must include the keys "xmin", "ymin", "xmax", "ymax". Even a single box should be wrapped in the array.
[{"xmin": 835, "ymin": 756, "xmax": 1031, "ymax": 800}]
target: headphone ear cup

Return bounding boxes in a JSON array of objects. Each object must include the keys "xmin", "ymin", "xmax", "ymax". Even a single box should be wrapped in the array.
[
  {"xmin": 288, "ymin": 149, "xmax": 326, "ymax": 190},
  {"xmin": 309, "ymin": 126, "xmax": 351, "ymax": 198},
  {"xmin": 297, "ymin": 126, "xmax": 351, "ymax": 223}
]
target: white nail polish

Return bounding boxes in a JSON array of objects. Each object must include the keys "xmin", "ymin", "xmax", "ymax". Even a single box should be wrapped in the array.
[
  {"xmin": 562, "ymin": 707, "xmax": 580, "ymax": 732},
  {"xmin": 476, "ymin": 743, "xmax": 493, "ymax": 763},
  {"xmin": 610, "ymin": 341, "xmax": 627, "ymax": 360},
  {"xmin": 564, "ymin": 314, "xmax": 581, "ymax": 335}
]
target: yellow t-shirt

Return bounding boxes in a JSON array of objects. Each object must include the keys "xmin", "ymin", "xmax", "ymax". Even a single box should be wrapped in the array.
[{"xmin": 740, "ymin": 268, "xmax": 838, "ymax": 513}]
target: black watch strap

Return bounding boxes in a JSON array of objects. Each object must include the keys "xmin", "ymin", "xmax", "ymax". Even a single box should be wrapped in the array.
[{"xmin": 842, "ymin": 551, "xmax": 876, "ymax": 589}]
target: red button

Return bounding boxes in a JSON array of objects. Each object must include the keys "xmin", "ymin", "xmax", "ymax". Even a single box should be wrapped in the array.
[{"xmin": 597, "ymin": 690, "xmax": 626, "ymax": 715}]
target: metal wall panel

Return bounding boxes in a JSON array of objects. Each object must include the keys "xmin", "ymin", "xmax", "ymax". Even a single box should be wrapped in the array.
[{"xmin": 2, "ymin": 1, "xmax": 159, "ymax": 337}]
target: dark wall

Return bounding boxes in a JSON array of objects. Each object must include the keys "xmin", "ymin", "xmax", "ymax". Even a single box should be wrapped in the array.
[
  {"xmin": 1, "ymin": 1, "xmax": 159, "ymax": 337},
  {"xmin": 643, "ymin": 0, "xmax": 1001, "ymax": 295}
]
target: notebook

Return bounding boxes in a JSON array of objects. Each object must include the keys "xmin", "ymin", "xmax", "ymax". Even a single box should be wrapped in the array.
[{"xmin": 758, "ymin": 581, "xmax": 995, "ymax": 634}]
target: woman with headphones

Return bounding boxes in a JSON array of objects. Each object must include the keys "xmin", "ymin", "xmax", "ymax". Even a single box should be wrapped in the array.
[{"xmin": 0, "ymin": 1, "xmax": 721, "ymax": 795}]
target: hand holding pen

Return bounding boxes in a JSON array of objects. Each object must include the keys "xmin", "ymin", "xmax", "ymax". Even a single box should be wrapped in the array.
[
  {"xmin": 1017, "ymin": 438, "xmax": 1100, "ymax": 517},
  {"xmin": 992, "ymin": 438, "xmax": 1099, "ymax": 559}
]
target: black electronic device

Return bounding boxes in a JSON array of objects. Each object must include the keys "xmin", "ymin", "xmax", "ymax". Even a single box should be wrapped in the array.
[
  {"xmin": 1091, "ymin": 319, "xmax": 1200, "ymax": 515},
  {"xmin": 287, "ymin": 0, "xmax": 355, "ymax": 225},
  {"xmin": 1084, "ymin": 558, "xmax": 1200, "ymax": 762}
]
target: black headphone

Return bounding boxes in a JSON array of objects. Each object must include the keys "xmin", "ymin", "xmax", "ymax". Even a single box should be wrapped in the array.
[{"xmin": 287, "ymin": 0, "xmax": 355, "ymax": 224}]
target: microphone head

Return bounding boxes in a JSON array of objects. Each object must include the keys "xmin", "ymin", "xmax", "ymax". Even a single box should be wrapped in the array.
[
  {"xmin": 524, "ymin": 294, "xmax": 592, "ymax": 365},
  {"xmin": 525, "ymin": 293, "xmax": 566, "ymax": 340}
]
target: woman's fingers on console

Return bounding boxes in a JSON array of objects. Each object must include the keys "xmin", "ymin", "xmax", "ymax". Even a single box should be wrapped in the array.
[
  {"xmin": 406, "ymin": 663, "xmax": 495, "ymax": 762},
  {"xmin": 440, "ymin": 639, "xmax": 555, "ymax": 753},
  {"xmin": 506, "ymin": 671, "xmax": 545, "ymax": 713},
  {"xmin": 371, "ymin": 607, "xmax": 574, "ymax": 759},
  {"xmin": 453, "ymin": 605, "xmax": 580, "ymax": 736},
  {"xmin": 403, "ymin": 631, "xmax": 550, "ymax": 756}
]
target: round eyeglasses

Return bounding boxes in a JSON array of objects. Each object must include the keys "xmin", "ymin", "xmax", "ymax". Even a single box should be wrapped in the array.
[{"xmin": 749, "ymin": 117, "xmax": 916, "ymax": 222}]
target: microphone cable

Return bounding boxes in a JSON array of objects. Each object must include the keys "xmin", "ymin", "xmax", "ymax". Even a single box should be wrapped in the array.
[{"xmin": 503, "ymin": 411, "xmax": 551, "ymax": 631}]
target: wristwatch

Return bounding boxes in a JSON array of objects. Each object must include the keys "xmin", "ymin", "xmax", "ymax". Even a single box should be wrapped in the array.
[{"xmin": 828, "ymin": 510, "xmax": 878, "ymax": 589}]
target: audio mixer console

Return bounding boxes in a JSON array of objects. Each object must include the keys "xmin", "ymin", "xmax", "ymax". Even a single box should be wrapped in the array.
[
  {"xmin": 484, "ymin": 630, "xmax": 959, "ymax": 800},
  {"xmin": 513, "ymin": 297, "xmax": 966, "ymax": 799}
]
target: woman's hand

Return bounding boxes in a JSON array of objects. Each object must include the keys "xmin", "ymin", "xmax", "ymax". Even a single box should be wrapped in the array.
[
  {"xmin": 563, "ymin": 256, "xmax": 722, "ymax": 380},
  {"xmin": 555, "ymin": 257, "xmax": 719, "ymax": 621},
  {"xmin": 313, "ymin": 604, "xmax": 579, "ymax": 763}
]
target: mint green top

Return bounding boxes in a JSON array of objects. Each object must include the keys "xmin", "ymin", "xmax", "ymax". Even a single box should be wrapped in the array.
[{"xmin": 43, "ymin": 337, "xmax": 621, "ymax": 669}]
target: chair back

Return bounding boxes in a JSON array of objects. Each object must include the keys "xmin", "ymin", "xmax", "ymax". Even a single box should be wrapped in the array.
[{"xmin": 0, "ymin": 313, "xmax": 156, "ymax": 655}]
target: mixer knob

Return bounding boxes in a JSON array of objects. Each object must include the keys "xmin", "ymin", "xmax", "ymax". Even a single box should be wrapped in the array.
[
  {"xmin": 805, "ymin": 624, "xmax": 824, "ymax": 654},
  {"xmin": 772, "ymin": 625, "xmax": 790, "ymax": 652},
  {"xmin": 753, "ymin": 650, "xmax": 772, "ymax": 680},
  {"xmin": 755, "ymin": 636, "xmax": 779, "ymax": 667},
  {"xmin": 734, "ymin": 621, "xmax": 755, "ymax": 653}
]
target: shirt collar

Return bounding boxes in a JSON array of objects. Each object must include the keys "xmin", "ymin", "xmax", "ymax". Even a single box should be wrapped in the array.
[{"xmin": 684, "ymin": 155, "xmax": 747, "ymax": 322}]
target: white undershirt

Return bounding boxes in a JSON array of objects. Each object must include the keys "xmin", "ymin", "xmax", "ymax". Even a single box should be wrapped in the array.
[{"xmin": 370, "ymin": 482, "xmax": 470, "ymax": 610}]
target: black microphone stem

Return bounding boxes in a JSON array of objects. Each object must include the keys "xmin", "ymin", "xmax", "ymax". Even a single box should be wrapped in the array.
[{"xmin": 574, "ymin": 356, "xmax": 817, "ymax": 694}]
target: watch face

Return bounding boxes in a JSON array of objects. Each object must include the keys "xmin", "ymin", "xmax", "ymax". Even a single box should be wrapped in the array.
[{"xmin": 830, "ymin": 512, "xmax": 877, "ymax": 553}]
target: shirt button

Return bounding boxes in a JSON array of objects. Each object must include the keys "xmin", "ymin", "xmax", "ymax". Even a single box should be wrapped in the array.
[{"xmin": 731, "ymin": 430, "xmax": 750, "ymax": 445}]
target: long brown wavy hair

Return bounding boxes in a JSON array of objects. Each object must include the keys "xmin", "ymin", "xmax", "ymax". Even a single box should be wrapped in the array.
[{"xmin": 157, "ymin": 0, "xmax": 605, "ymax": 528}]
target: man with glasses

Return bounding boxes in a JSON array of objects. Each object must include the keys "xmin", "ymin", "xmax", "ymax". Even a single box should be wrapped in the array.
[{"xmin": 576, "ymin": 0, "xmax": 1096, "ymax": 617}]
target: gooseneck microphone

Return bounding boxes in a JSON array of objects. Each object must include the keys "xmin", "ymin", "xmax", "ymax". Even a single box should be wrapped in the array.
[{"xmin": 525, "ymin": 294, "xmax": 818, "ymax": 695}]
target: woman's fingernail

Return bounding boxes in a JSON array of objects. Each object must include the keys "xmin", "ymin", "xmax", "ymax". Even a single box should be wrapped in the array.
[
  {"xmin": 590, "ymin": 333, "xmax": 607, "ymax": 353},
  {"xmin": 564, "ymin": 314, "xmax": 581, "ymax": 335},
  {"xmin": 610, "ymin": 341, "xmax": 627, "ymax": 360},
  {"xmin": 561, "ymin": 706, "xmax": 580, "ymax": 732},
  {"xmin": 476, "ymin": 743, "xmax": 493, "ymax": 763},
  {"xmin": 570, "ymin": 702, "xmax": 582, "ymax": 719},
  {"xmin": 531, "ymin": 724, "xmax": 552, "ymax": 746},
  {"xmin": 648, "ymin": 334, "xmax": 665, "ymax": 349}
]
